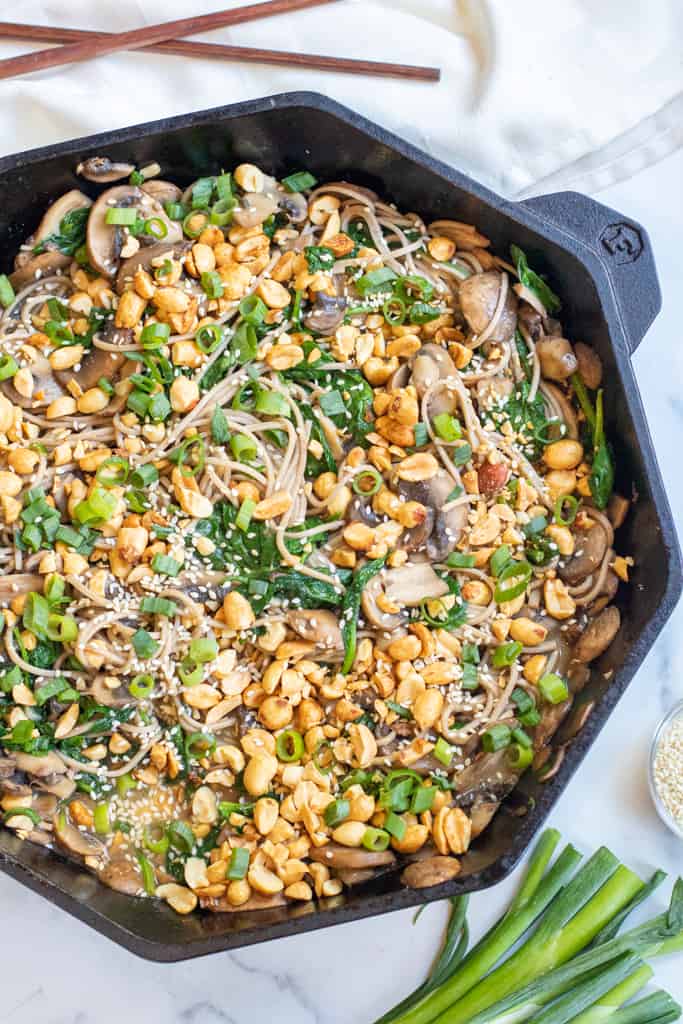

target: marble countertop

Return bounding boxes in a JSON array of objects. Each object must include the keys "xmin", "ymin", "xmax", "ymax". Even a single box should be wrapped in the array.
[{"xmin": 2, "ymin": 148, "xmax": 683, "ymax": 1024}]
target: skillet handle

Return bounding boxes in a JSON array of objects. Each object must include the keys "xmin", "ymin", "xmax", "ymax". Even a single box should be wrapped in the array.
[{"xmin": 520, "ymin": 191, "xmax": 661, "ymax": 355}]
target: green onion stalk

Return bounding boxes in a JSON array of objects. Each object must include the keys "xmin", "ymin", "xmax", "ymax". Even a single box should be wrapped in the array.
[
  {"xmin": 570, "ymin": 964, "xmax": 654, "ymax": 1024},
  {"xmin": 434, "ymin": 879, "xmax": 683, "ymax": 1024},
  {"xmin": 379, "ymin": 831, "xmax": 578, "ymax": 1024},
  {"xmin": 393, "ymin": 847, "xmax": 641, "ymax": 1024}
]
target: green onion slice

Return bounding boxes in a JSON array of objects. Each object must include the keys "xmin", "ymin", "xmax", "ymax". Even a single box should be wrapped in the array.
[{"xmin": 275, "ymin": 728, "xmax": 304, "ymax": 762}]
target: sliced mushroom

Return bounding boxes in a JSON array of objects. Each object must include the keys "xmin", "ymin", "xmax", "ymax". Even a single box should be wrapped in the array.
[
  {"xmin": 15, "ymin": 751, "xmax": 66, "ymax": 779},
  {"xmin": 573, "ymin": 606, "xmax": 620, "ymax": 664},
  {"xmin": 54, "ymin": 807, "xmax": 105, "ymax": 858},
  {"xmin": 459, "ymin": 271, "xmax": 518, "ymax": 343},
  {"xmin": 278, "ymin": 190, "xmax": 308, "ymax": 224},
  {"xmin": 309, "ymin": 842, "xmax": 395, "ymax": 870},
  {"xmin": 533, "ymin": 698, "xmax": 572, "ymax": 750},
  {"xmin": 574, "ymin": 342, "xmax": 602, "ymax": 390},
  {"xmin": 9, "ymin": 250, "xmax": 71, "ymax": 291},
  {"xmin": 411, "ymin": 343, "xmax": 457, "ymax": 398},
  {"xmin": 303, "ymin": 292, "xmax": 347, "ymax": 335},
  {"xmin": 469, "ymin": 799, "xmax": 500, "ymax": 839},
  {"xmin": 87, "ymin": 185, "xmax": 181, "ymax": 278},
  {"xmin": 141, "ymin": 180, "xmax": 182, "ymax": 205},
  {"xmin": 35, "ymin": 190, "xmax": 92, "ymax": 249},
  {"xmin": 0, "ymin": 777, "xmax": 31, "ymax": 797},
  {"xmin": 286, "ymin": 609, "xmax": 343, "ymax": 653},
  {"xmin": 518, "ymin": 303, "xmax": 543, "ymax": 341},
  {"xmin": 607, "ymin": 493, "xmax": 630, "ymax": 531},
  {"xmin": 0, "ymin": 757, "xmax": 17, "ymax": 779},
  {"xmin": 1, "ymin": 349, "xmax": 67, "ymax": 409},
  {"xmin": 115, "ymin": 239, "xmax": 191, "ymax": 294},
  {"xmin": 54, "ymin": 321, "xmax": 133, "ymax": 392},
  {"xmin": 397, "ymin": 469, "xmax": 468, "ymax": 560},
  {"xmin": 542, "ymin": 382, "xmax": 579, "ymax": 440},
  {"xmin": 401, "ymin": 855, "xmax": 461, "ymax": 888},
  {"xmin": 454, "ymin": 748, "xmax": 519, "ymax": 804},
  {"xmin": 77, "ymin": 157, "xmax": 135, "ymax": 183},
  {"xmin": 88, "ymin": 675, "xmax": 132, "ymax": 708},
  {"xmin": 385, "ymin": 563, "xmax": 450, "ymax": 607},
  {"xmin": 362, "ymin": 563, "xmax": 450, "ymax": 629},
  {"xmin": 536, "ymin": 337, "xmax": 578, "ymax": 382},
  {"xmin": 233, "ymin": 192, "xmax": 278, "ymax": 229},
  {"xmin": 98, "ymin": 857, "xmax": 144, "ymax": 895},
  {"xmin": 38, "ymin": 776, "xmax": 76, "ymax": 799},
  {"xmin": 560, "ymin": 523, "xmax": 608, "ymax": 585}
]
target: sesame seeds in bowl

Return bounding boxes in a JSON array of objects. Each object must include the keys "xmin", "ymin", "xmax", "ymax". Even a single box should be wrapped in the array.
[{"xmin": 649, "ymin": 700, "xmax": 683, "ymax": 839}]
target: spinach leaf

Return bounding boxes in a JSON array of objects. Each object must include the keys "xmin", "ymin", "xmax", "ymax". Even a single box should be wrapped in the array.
[
  {"xmin": 26, "ymin": 638, "xmax": 61, "ymax": 671},
  {"xmin": 33, "ymin": 207, "xmax": 90, "ymax": 257},
  {"xmin": 496, "ymin": 379, "xmax": 556, "ymax": 459},
  {"xmin": 304, "ymin": 246, "xmax": 336, "ymax": 272},
  {"xmin": 510, "ymin": 245, "xmax": 561, "ymax": 315},
  {"xmin": 300, "ymin": 405, "xmax": 337, "ymax": 478},
  {"xmin": 589, "ymin": 390, "xmax": 614, "ymax": 510},
  {"xmin": 570, "ymin": 375, "xmax": 614, "ymax": 510},
  {"xmin": 346, "ymin": 218, "xmax": 373, "ymax": 255},
  {"xmin": 200, "ymin": 352, "xmax": 235, "ymax": 392},
  {"xmin": 283, "ymin": 362, "xmax": 374, "ymax": 446},
  {"xmin": 243, "ymin": 569, "xmax": 348, "ymax": 617},
  {"xmin": 341, "ymin": 557, "xmax": 386, "ymax": 674}
]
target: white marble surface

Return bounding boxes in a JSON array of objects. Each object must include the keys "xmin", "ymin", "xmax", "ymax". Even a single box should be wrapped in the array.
[{"xmin": 2, "ymin": 148, "xmax": 683, "ymax": 1023}]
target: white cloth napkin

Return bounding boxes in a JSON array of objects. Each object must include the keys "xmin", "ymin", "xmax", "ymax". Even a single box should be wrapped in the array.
[{"xmin": 1, "ymin": 0, "xmax": 681, "ymax": 198}]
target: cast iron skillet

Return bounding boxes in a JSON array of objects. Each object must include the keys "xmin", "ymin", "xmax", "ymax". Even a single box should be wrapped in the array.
[{"xmin": 0, "ymin": 93, "xmax": 679, "ymax": 961}]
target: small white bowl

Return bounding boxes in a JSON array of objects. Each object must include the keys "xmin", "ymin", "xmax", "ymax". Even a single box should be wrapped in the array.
[{"xmin": 648, "ymin": 699, "xmax": 683, "ymax": 840}]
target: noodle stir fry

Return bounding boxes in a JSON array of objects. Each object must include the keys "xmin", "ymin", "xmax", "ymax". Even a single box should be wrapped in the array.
[{"xmin": 0, "ymin": 161, "xmax": 629, "ymax": 913}]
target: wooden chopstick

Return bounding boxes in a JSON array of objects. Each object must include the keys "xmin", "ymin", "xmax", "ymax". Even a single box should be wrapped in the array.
[
  {"xmin": 0, "ymin": 0, "xmax": 345, "ymax": 81},
  {"xmin": 0, "ymin": 21, "xmax": 441, "ymax": 81}
]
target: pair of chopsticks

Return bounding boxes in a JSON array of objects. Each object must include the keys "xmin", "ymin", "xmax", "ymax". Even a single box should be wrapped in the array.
[{"xmin": 0, "ymin": 0, "xmax": 440, "ymax": 83}]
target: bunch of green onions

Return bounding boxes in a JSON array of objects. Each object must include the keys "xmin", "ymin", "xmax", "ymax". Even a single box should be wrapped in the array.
[{"xmin": 376, "ymin": 830, "xmax": 683, "ymax": 1024}]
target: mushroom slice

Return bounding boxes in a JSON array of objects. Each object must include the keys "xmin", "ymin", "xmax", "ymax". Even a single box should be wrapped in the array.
[
  {"xmin": 9, "ymin": 250, "xmax": 71, "ymax": 290},
  {"xmin": 278, "ymin": 190, "xmax": 308, "ymax": 224},
  {"xmin": 98, "ymin": 857, "xmax": 144, "ymax": 895},
  {"xmin": 573, "ymin": 606, "xmax": 620, "ymax": 664},
  {"xmin": 0, "ymin": 757, "xmax": 16, "ymax": 779},
  {"xmin": 402, "ymin": 855, "xmax": 461, "ymax": 888},
  {"xmin": 15, "ymin": 750, "xmax": 66, "ymax": 779},
  {"xmin": 397, "ymin": 470, "xmax": 468, "ymax": 559},
  {"xmin": 541, "ymin": 382, "xmax": 578, "ymax": 440},
  {"xmin": 459, "ymin": 271, "xmax": 518, "ymax": 344},
  {"xmin": 385, "ymin": 563, "xmax": 449, "ymax": 607},
  {"xmin": 1, "ymin": 350, "xmax": 66, "ymax": 410},
  {"xmin": 233, "ymin": 192, "xmax": 278, "ymax": 229},
  {"xmin": 87, "ymin": 185, "xmax": 181, "ymax": 278},
  {"xmin": 115, "ymin": 239, "xmax": 191, "ymax": 294},
  {"xmin": 303, "ymin": 293, "xmax": 347, "ymax": 335},
  {"xmin": 54, "ymin": 806, "xmax": 105, "ymax": 859},
  {"xmin": 361, "ymin": 563, "xmax": 450, "ymax": 632},
  {"xmin": 286, "ymin": 609, "xmax": 343, "ymax": 654},
  {"xmin": 454, "ymin": 748, "xmax": 519, "ymax": 803},
  {"xmin": 32, "ymin": 189, "xmax": 92, "ymax": 250},
  {"xmin": 410, "ymin": 343, "xmax": 458, "ymax": 399},
  {"xmin": 53, "ymin": 322, "xmax": 133, "ymax": 393},
  {"xmin": 559, "ymin": 523, "xmax": 608, "ymax": 585},
  {"xmin": 309, "ymin": 842, "xmax": 395, "ymax": 870},
  {"xmin": 77, "ymin": 157, "xmax": 135, "ymax": 183},
  {"xmin": 88, "ymin": 674, "xmax": 133, "ymax": 708},
  {"xmin": 141, "ymin": 179, "xmax": 182, "ymax": 205}
]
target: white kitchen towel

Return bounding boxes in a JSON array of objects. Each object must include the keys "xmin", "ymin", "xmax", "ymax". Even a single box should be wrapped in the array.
[{"xmin": 0, "ymin": 0, "xmax": 681, "ymax": 198}]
